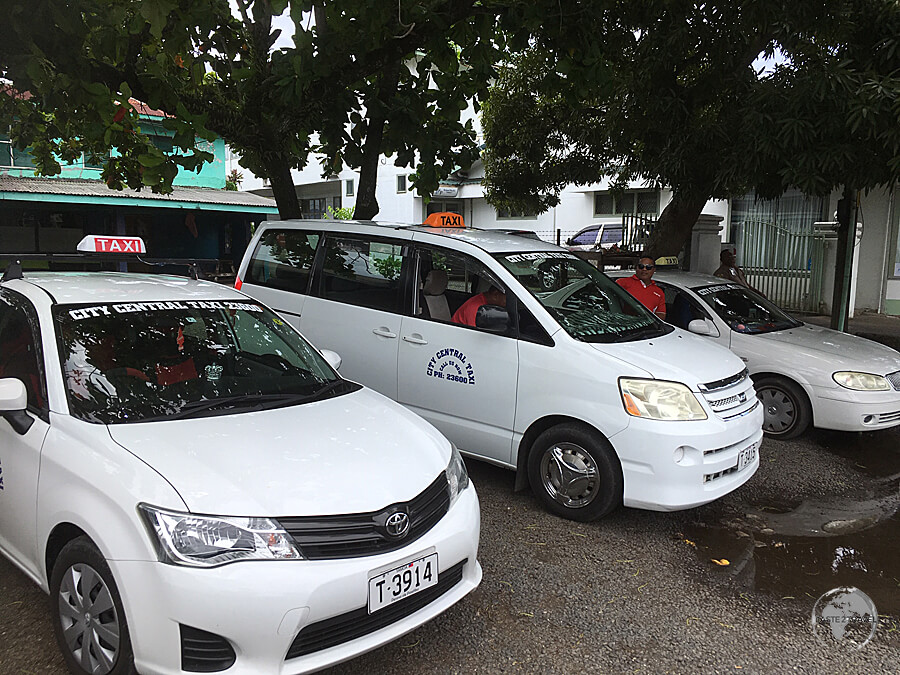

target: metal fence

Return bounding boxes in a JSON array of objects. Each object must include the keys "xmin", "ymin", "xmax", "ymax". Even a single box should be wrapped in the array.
[{"xmin": 738, "ymin": 219, "xmax": 827, "ymax": 313}]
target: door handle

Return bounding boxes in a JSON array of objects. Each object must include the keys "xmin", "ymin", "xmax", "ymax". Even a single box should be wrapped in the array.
[
  {"xmin": 402, "ymin": 334, "xmax": 428, "ymax": 345},
  {"xmin": 372, "ymin": 327, "xmax": 397, "ymax": 338}
]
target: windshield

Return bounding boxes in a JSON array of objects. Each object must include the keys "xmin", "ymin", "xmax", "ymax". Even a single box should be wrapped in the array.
[
  {"xmin": 494, "ymin": 251, "xmax": 671, "ymax": 343},
  {"xmin": 693, "ymin": 283, "xmax": 803, "ymax": 334},
  {"xmin": 54, "ymin": 299, "xmax": 350, "ymax": 424}
]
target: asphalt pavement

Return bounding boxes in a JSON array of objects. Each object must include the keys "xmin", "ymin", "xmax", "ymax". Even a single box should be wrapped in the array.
[{"xmin": 2, "ymin": 426, "xmax": 899, "ymax": 674}]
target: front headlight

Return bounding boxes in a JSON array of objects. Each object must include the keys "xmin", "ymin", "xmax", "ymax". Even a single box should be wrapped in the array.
[
  {"xmin": 619, "ymin": 378, "xmax": 708, "ymax": 421},
  {"xmin": 139, "ymin": 505, "xmax": 302, "ymax": 567},
  {"xmin": 833, "ymin": 371, "xmax": 890, "ymax": 391},
  {"xmin": 446, "ymin": 444, "xmax": 470, "ymax": 505}
]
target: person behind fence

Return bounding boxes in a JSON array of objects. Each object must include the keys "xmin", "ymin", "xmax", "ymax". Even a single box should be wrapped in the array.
[
  {"xmin": 714, "ymin": 249, "xmax": 765, "ymax": 296},
  {"xmin": 616, "ymin": 257, "xmax": 666, "ymax": 319}
]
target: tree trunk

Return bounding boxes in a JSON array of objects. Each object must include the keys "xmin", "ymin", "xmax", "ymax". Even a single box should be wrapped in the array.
[
  {"xmin": 645, "ymin": 192, "xmax": 709, "ymax": 259},
  {"xmin": 353, "ymin": 63, "xmax": 402, "ymax": 221},
  {"xmin": 267, "ymin": 160, "xmax": 301, "ymax": 219}
]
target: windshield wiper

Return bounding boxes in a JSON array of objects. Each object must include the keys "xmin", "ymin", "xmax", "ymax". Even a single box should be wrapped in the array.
[{"xmin": 144, "ymin": 383, "xmax": 349, "ymax": 421}]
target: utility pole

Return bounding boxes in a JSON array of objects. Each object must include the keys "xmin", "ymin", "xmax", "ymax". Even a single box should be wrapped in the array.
[{"xmin": 830, "ymin": 186, "xmax": 858, "ymax": 331}]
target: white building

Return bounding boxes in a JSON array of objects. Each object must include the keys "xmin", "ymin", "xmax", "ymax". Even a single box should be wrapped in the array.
[{"xmin": 226, "ymin": 123, "xmax": 900, "ymax": 318}]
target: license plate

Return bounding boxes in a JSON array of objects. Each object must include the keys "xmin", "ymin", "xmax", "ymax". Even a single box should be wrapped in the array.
[
  {"xmin": 368, "ymin": 553, "xmax": 438, "ymax": 614},
  {"xmin": 737, "ymin": 442, "xmax": 758, "ymax": 471}
]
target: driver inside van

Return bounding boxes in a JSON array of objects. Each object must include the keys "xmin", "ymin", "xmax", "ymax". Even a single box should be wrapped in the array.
[{"xmin": 452, "ymin": 285, "xmax": 506, "ymax": 327}]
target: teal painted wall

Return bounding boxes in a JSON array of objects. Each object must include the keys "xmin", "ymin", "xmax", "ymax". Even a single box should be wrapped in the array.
[{"xmin": 2, "ymin": 116, "xmax": 227, "ymax": 189}]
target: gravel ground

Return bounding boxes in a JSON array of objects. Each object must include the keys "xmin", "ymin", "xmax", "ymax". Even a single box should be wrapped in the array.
[{"xmin": 2, "ymin": 427, "xmax": 898, "ymax": 675}]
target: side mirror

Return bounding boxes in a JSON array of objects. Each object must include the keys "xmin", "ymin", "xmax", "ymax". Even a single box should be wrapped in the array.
[
  {"xmin": 320, "ymin": 349, "xmax": 342, "ymax": 371},
  {"xmin": 475, "ymin": 305, "xmax": 509, "ymax": 333},
  {"xmin": 0, "ymin": 378, "xmax": 28, "ymax": 411},
  {"xmin": 0, "ymin": 378, "xmax": 33, "ymax": 435},
  {"xmin": 687, "ymin": 318, "xmax": 719, "ymax": 337}
]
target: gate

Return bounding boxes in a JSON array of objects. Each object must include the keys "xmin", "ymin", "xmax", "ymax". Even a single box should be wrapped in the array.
[{"xmin": 737, "ymin": 219, "xmax": 827, "ymax": 313}]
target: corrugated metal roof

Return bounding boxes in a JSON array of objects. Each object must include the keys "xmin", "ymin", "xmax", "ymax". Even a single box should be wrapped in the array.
[{"xmin": 0, "ymin": 175, "xmax": 278, "ymax": 212}]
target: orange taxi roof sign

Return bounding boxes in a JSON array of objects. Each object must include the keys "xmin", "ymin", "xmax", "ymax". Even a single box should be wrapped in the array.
[{"xmin": 423, "ymin": 212, "xmax": 465, "ymax": 228}]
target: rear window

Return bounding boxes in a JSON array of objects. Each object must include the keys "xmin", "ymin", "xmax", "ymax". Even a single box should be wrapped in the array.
[{"xmin": 246, "ymin": 229, "xmax": 320, "ymax": 294}]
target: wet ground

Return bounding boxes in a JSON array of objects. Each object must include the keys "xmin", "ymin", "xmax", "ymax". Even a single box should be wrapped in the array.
[{"xmin": 685, "ymin": 426, "xmax": 900, "ymax": 617}]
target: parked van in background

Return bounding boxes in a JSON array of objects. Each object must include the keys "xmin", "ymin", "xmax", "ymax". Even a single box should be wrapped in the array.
[{"xmin": 236, "ymin": 217, "xmax": 764, "ymax": 522}]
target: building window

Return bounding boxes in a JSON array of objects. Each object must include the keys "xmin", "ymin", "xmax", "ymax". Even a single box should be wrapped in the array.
[
  {"xmin": 497, "ymin": 207, "xmax": 537, "ymax": 220},
  {"xmin": 0, "ymin": 131, "xmax": 35, "ymax": 168},
  {"xmin": 397, "ymin": 174, "xmax": 407, "ymax": 193},
  {"xmin": 593, "ymin": 190, "xmax": 659, "ymax": 216},
  {"xmin": 426, "ymin": 200, "xmax": 463, "ymax": 218},
  {"xmin": 301, "ymin": 198, "xmax": 327, "ymax": 219},
  {"xmin": 345, "ymin": 179, "xmax": 354, "ymax": 197}
]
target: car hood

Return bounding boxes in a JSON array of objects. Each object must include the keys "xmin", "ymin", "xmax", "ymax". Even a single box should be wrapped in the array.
[
  {"xmin": 107, "ymin": 388, "xmax": 451, "ymax": 516},
  {"xmin": 755, "ymin": 324, "xmax": 900, "ymax": 374},
  {"xmin": 588, "ymin": 328, "xmax": 745, "ymax": 389}
]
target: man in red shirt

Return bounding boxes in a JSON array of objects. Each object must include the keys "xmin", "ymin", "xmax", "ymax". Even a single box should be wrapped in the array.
[
  {"xmin": 452, "ymin": 286, "xmax": 506, "ymax": 326},
  {"xmin": 616, "ymin": 257, "xmax": 666, "ymax": 319}
]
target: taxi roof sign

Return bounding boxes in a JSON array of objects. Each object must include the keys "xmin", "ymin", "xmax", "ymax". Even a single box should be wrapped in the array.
[
  {"xmin": 77, "ymin": 235, "xmax": 146, "ymax": 254},
  {"xmin": 423, "ymin": 212, "xmax": 465, "ymax": 228}
]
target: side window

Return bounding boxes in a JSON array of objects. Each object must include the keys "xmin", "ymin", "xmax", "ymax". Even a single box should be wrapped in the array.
[
  {"xmin": 661, "ymin": 286, "xmax": 710, "ymax": 330},
  {"xmin": 0, "ymin": 293, "xmax": 47, "ymax": 410},
  {"xmin": 247, "ymin": 229, "xmax": 320, "ymax": 294},
  {"xmin": 416, "ymin": 247, "xmax": 509, "ymax": 331},
  {"xmin": 319, "ymin": 236, "xmax": 408, "ymax": 313}
]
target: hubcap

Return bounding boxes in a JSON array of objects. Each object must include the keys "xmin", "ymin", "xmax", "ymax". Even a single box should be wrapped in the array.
[
  {"xmin": 58, "ymin": 563, "xmax": 120, "ymax": 675},
  {"xmin": 540, "ymin": 442, "xmax": 599, "ymax": 509},
  {"xmin": 758, "ymin": 388, "xmax": 795, "ymax": 434}
]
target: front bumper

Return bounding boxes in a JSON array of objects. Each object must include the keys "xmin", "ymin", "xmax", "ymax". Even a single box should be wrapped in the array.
[
  {"xmin": 112, "ymin": 487, "xmax": 481, "ymax": 675},
  {"xmin": 614, "ymin": 403, "xmax": 763, "ymax": 511},
  {"xmin": 811, "ymin": 385, "xmax": 900, "ymax": 431}
]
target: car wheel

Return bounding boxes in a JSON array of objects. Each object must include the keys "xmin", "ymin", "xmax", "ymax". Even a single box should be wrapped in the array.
[
  {"xmin": 50, "ymin": 537, "xmax": 136, "ymax": 675},
  {"xmin": 754, "ymin": 375, "xmax": 811, "ymax": 439},
  {"xmin": 527, "ymin": 423, "xmax": 623, "ymax": 522}
]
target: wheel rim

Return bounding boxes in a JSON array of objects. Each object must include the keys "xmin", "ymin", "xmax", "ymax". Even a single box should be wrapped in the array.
[
  {"xmin": 539, "ymin": 442, "xmax": 600, "ymax": 509},
  {"xmin": 758, "ymin": 386, "xmax": 796, "ymax": 435},
  {"xmin": 57, "ymin": 563, "xmax": 121, "ymax": 675}
]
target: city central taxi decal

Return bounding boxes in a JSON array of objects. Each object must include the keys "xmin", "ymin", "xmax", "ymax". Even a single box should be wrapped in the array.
[
  {"xmin": 0, "ymin": 457, "xmax": 4, "ymax": 490},
  {"xmin": 426, "ymin": 348, "xmax": 475, "ymax": 385}
]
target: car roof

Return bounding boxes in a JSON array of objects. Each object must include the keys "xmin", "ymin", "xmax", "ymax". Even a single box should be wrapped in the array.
[
  {"xmin": 265, "ymin": 219, "xmax": 558, "ymax": 255},
  {"xmin": 606, "ymin": 269, "xmax": 726, "ymax": 288},
  {"xmin": 12, "ymin": 272, "xmax": 245, "ymax": 304}
]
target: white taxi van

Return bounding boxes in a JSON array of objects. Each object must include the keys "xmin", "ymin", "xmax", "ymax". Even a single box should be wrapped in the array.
[
  {"xmin": 0, "ymin": 237, "xmax": 480, "ymax": 675},
  {"xmin": 235, "ymin": 216, "xmax": 764, "ymax": 522}
]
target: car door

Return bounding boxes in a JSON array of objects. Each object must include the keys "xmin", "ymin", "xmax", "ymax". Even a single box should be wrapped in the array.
[
  {"xmin": 298, "ymin": 233, "xmax": 411, "ymax": 399},
  {"xmin": 0, "ymin": 290, "xmax": 51, "ymax": 578},
  {"xmin": 397, "ymin": 245, "xmax": 518, "ymax": 465}
]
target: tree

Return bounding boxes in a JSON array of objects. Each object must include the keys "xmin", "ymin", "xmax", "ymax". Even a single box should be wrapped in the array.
[
  {"xmin": 482, "ymin": 0, "xmax": 900, "ymax": 257},
  {"xmin": 0, "ymin": 0, "xmax": 508, "ymax": 219}
]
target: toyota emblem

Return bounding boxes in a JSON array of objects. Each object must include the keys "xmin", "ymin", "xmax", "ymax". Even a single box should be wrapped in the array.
[{"xmin": 385, "ymin": 511, "xmax": 411, "ymax": 538}]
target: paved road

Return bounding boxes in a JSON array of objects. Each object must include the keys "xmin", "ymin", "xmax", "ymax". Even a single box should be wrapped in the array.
[{"xmin": 2, "ymin": 427, "xmax": 899, "ymax": 674}]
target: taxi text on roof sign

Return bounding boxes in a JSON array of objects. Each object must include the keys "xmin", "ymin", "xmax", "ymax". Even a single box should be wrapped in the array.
[
  {"xmin": 423, "ymin": 212, "xmax": 465, "ymax": 228},
  {"xmin": 77, "ymin": 235, "xmax": 147, "ymax": 254}
]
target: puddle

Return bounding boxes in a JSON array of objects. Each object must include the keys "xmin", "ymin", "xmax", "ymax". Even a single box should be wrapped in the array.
[
  {"xmin": 686, "ymin": 427, "xmax": 900, "ymax": 616},
  {"xmin": 686, "ymin": 513, "xmax": 900, "ymax": 616}
]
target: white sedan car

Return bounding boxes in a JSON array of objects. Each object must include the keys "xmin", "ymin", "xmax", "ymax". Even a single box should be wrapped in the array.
[
  {"xmin": 610, "ymin": 270, "xmax": 900, "ymax": 438},
  {"xmin": 0, "ymin": 261, "xmax": 480, "ymax": 675}
]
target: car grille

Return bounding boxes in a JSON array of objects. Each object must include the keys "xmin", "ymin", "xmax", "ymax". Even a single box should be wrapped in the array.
[
  {"xmin": 285, "ymin": 558, "xmax": 467, "ymax": 660},
  {"xmin": 887, "ymin": 370, "xmax": 900, "ymax": 391},
  {"xmin": 275, "ymin": 473, "xmax": 450, "ymax": 560},
  {"xmin": 699, "ymin": 369, "xmax": 759, "ymax": 420}
]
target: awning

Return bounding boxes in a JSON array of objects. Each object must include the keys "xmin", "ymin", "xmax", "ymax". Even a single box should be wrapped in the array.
[{"xmin": 0, "ymin": 176, "xmax": 278, "ymax": 214}]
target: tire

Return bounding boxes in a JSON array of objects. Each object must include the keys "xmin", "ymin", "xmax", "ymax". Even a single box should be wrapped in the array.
[
  {"xmin": 527, "ymin": 423, "xmax": 623, "ymax": 522},
  {"xmin": 49, "ymin": 537, "xmax": 136, "ymax": 675},
  {"xmin": 754, "ymin": 375, "xmax": 811, "ymax": 439}
]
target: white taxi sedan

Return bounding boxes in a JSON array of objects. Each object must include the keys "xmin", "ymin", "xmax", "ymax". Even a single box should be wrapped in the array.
[
  {"xmin": 0, "ymin": 260, "xmax": 480, "ymax": 675},
  {"xmin": 610, "ymin": 270, "xmax": 900, "ymax": 438}
]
